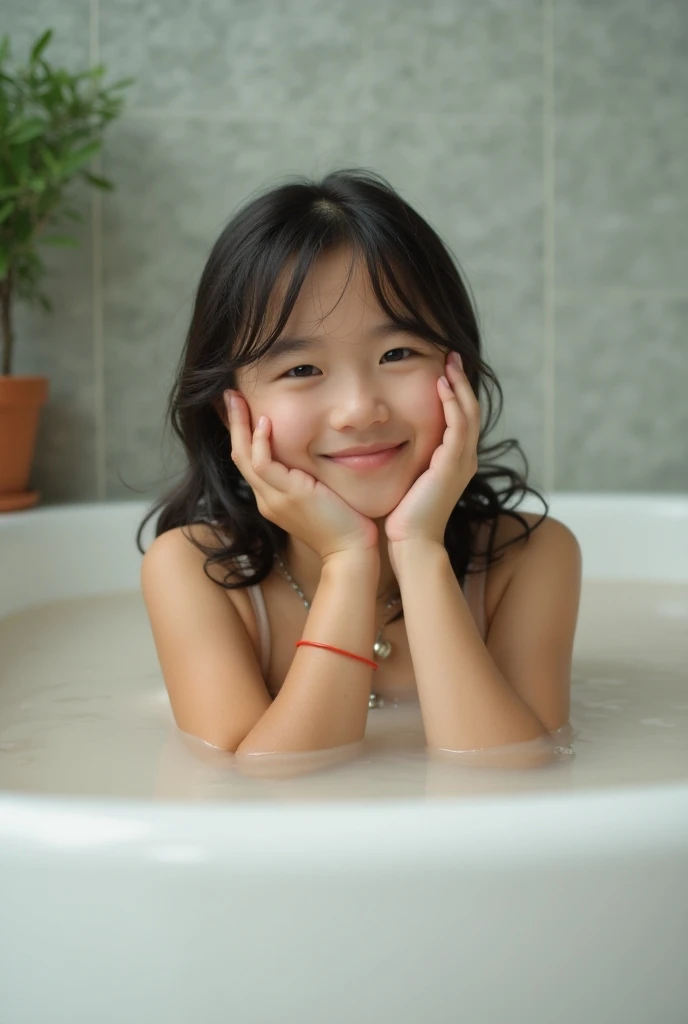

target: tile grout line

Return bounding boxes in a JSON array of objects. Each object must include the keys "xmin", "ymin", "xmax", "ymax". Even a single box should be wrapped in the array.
[
  {"xmin": 118, "ymin": 108, "xmax": 541, "ymax": 121},
  {"xmin": 90, "ymin": 0, "xmax": 106, "ymax": 501},
  {"xmin": 543, "ymin": 0, "xmax": 556, "ymax": 493},
  {"xmin": 557, "ymin": 289, "xmax": 688, "ymax": 299}
]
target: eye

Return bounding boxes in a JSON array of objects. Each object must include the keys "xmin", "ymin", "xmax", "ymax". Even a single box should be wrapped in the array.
[{"xmin": 282, "ymin": 347, "xmax": 419, "ymax": 379}]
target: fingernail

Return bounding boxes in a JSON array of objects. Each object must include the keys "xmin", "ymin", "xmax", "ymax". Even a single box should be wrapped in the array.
[{"xmin": 449, "ymin": 351, "xmax": 462, "ymax": 370}]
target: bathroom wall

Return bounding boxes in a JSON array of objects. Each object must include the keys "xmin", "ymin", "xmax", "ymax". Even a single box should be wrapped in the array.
[{"xmin": 6, "ymin": 0, "xmax": 688, "ymax": 504}]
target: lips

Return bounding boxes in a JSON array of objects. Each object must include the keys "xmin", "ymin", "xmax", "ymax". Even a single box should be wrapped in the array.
[
  {"xmin": 323, "ymin": 442, "xmax": 408, "ymax": 471},
  {"xmin": 325, "ymin": 443, "xmax": 403, "ymax": 457}
]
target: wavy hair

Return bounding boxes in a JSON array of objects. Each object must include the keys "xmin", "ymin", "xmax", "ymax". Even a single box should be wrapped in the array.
[{"xmin": 135, "ymin": 168, "xmax": 548, "ymax": 625}]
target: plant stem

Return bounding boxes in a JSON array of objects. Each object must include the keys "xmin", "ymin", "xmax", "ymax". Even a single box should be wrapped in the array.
[{"xmin": 0, "ymin": 272, "xmax": 14, "ymax": 376}]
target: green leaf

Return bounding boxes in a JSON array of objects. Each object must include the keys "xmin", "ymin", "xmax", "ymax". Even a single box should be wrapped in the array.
[
  {"xmin": 108, "ymin": 76, "xmax": 137, "ymax": 91},
  {"xmin": 39, "ymin": 145, "xmax": 61, "ymax": 177},
  {"xmin": 61, "ymin": 207, "xmax": 85, "ymax": 223},
  {"xmin": 82, "ymin": 171, "xmax": 114, "ymax": 190},
  {"xmin": 41, "ymin": 234, "xmax": 78, "ymax": 246},
  {"xmin": 30, "ymin": 30, "xmax": 53, "ymax": 65},
  {"xmin": 5, "ymin": 117, "xmax": 46, "ymax": 144},
  {"xmin": 0, "ymin": 35, "xmax": 133, "ymax": 310},
  {"xmin": 59, "ymin": 141, "xmax": 101, "ymax": 177},
  {"xmin": 8, "ymin": 143, "xmax": 30, "ymax": 183}
]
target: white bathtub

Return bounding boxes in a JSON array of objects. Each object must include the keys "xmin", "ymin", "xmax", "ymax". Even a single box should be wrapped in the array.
[{"xmin": 1, "ymin": 495, "xmax": 687, "ymax": 1024}]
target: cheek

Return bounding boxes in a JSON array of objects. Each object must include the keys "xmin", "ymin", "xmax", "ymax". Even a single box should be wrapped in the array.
[
  {"xmin": 406, "ymin": 379, "xmax": 446, "ymax": 457},
  {"xmin": 250, "ymin": 400, "xmax": 315, "ymax": 465}
]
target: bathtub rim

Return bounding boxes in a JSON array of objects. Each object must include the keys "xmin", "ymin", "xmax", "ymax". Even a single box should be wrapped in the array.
[
  {"xmin": 1, "ymin": 490, "xmax": 687, "ymax": 522},
  {"xmin": 1, "ymin": 781, "xmax": 687, "ymax": 864}
]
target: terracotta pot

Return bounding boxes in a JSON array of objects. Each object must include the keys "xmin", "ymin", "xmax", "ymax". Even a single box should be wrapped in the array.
[{"xmin": 0, "ymin": 375, "xmax": 49, "ymax": 512}]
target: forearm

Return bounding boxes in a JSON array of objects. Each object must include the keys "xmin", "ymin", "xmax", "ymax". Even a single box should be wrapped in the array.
[
  {"xmin": 235, "ymin": 551, "xmax": 380, "ymax": 756},
  {"xmin": 393, "ymin": 540, "xmax": 548, "ymax": 751}
]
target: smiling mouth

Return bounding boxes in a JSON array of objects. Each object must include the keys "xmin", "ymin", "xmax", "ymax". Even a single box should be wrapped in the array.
[{"xmin": 322, "ymin": 442, "xmax": 408, "ymax": 470}]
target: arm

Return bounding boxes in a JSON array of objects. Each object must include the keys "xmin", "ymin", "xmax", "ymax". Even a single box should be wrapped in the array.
[
  {"xmin": 235, "ymin": 549, "xmax": 380, "ymax": 756},
  {"xmin": 391, "ymin": 520, "xmax": 582, "ymax": 752}
]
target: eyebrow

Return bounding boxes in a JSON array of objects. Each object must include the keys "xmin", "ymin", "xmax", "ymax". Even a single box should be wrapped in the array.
[{"xmin": 261, "ymin": 321, "xmax": 408, "ymax": 364}]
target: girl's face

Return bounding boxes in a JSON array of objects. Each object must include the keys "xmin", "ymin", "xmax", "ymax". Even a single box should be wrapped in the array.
[{"xmin": 231, "ymin": 249, "xmax": 450, "ymax": 520}]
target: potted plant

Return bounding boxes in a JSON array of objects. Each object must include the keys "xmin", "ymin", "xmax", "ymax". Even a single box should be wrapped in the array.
[{"xmin": 0, "ymin": 29, "xmax": 132, "ymax": 511}]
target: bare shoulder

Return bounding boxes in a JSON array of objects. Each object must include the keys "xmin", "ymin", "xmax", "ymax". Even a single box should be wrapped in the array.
[
  {"xmin": 483, "ymin": 513, "xmax": 582, "ymax": 734},
  {"xmin": 142, "ymin": 521, "xmax": 242, "ymax": 585},
  {"xmin": 484, "ymin": 511, "xmax": 581, "ymax": 627},
  {"xmin": 491, "ymin": 510, "xmax": 579, "ymax": 560},
  {"xmin": 139, "ymin": 522, "xmax": 272, "ymax": 751}
]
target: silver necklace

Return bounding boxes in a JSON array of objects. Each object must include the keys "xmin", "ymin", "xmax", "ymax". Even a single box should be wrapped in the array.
[{"xmin": 274, "ymin": 553, "xmax": 402, "ymax": 709}]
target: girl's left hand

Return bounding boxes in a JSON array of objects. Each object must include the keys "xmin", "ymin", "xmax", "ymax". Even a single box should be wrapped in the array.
[{"xmin": 385, "ymin": 352, "xmax": 480, "ymax": 551}]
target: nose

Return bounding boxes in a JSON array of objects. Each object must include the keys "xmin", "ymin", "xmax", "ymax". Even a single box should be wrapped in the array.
[{"xmin": 328, "ymin": 378, "xmax": 391, "ymax": 431}]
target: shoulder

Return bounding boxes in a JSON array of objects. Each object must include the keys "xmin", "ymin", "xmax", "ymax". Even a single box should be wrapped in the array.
[
  {"xmin": 484, "ymin": 510, "xmax": 579, "ymax": 565},
  {"xmin": 140, "ymin": 522, "xmax": 264, "ymax": 663},
  {"xmin": 141, "ymin": 522, "xmax": 243, "ymax": 588},
  {"xmin": 482, "ymin": 513, "xmax": 582, "ymax": 734},
  {"xmin": 487, "ymin": 511, "xmax": 582, "ymax": 621},
  {"xmin": 483, "ymin": 511, "xmax": 582, "ymax": 628},
  {"xmin": 508, "ymin": 512, "xmax": 582, "ymax": 589},
  {"xmin": 494, "ymin": 510, "xmax": 579, "ymax": 557}
]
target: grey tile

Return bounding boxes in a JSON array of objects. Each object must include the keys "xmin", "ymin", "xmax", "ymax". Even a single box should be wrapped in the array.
[
  {"xmin": 554, "ymin": 293, "xmax": 688, "ymax": 491},
  {"xmin": 555, "ymin": 0, "xmax": 688, "ymax": 120},
  {"xmin": 10, "ymin": 182, "xmax": 98, "ymax": 504},
  {"xmin": 475, "ymin": 284, "xmax": 547, "ymax": 495},
  {"xmin": 100, "ymin": 114, "xmax": 373, "ymax": 499},
  {"xmin": 556, "ymin": 111, "xmax": 688, "ymax": 290},
  {"xmin": 360, "ymin": 0, "xmax": 544, "ymax": 120},
  {"xmin": 2, "ymin": 0, "xmax": 90, "ymax": 68},
  {"xmin": 99, "ymin": 0, "xmax": 368, "ymax": 117},
  {"xmin": 357, "ymin": 116, "xmax": 545, "ymax": 293}
]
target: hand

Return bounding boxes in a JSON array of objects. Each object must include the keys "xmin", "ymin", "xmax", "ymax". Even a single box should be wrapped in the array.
[
  {"xmin": 384, "ymin": 351, "xmax": 480, "ymax": 550},
  {"xmin": 225, "ymin": 391, "xmax": 380, "ymax": 562}
]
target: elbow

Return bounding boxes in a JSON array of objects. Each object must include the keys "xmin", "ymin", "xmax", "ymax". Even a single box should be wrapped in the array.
[{"xmin": 173, "ymin": 712, "xmax": 245, "ymax": 754}]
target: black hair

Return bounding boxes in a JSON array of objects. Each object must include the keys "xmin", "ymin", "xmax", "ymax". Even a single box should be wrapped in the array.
[{"xmin": 135, "ymin": 167, "xmax": 548, "ymax": 625}]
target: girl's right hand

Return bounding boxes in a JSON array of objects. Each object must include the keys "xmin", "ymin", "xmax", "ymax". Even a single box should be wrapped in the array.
[{"xmin": 225, "ymin": 391, "xmax": 380, "ymax": 562}]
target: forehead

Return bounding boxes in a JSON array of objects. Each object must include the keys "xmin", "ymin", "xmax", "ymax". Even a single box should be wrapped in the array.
[
  {"xmin": 269, "ymin": 248, "xmax": 380, "ymax": 332},
  {"xmin": 238, "ymin": 246, "xmax": 443, "ymax": 379}
]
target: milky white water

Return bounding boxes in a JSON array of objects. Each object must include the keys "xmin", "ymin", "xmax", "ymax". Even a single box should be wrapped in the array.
[{"xmin": 0, "ymin": 578, "xmax": 686, "ymax": 800}]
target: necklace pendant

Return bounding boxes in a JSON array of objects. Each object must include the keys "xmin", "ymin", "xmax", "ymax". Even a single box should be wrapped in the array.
[{"xmin": 373, "ymin": 638, "xmax": 393, "ymax": 660}]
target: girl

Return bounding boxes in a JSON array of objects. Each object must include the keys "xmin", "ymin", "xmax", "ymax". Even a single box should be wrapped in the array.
[{"xmin": 138, "ymin": 168, "xmax": 582, "ymax": 764}]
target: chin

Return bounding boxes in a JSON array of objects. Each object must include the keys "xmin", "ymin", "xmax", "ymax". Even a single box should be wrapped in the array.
[{"xmin": 332, "ymin": 486, "xmax": 407, "ymax": 520}]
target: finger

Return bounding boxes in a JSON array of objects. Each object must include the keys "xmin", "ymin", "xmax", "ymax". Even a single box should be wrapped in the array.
[
  {"xmin": 446, "ymin": 360, "xmax": 480, "ymax": 422},
  {"xmin": 444, "ymin": 360, "xmax": 481, "ymax": 448},
  {"xmin": 437, "ymin": 374, "xmax": 468, "ymax": 450},
  {"xmin": 236, "ymin": 403, "xmax": 291, "ymax": 493},
  {"xmin": 226, "ymin": 393, "xmax": 252, "ymax": 468},
  {"xmin": 251, "ymin": 414, "xmax": 274, "ymax": 473}
]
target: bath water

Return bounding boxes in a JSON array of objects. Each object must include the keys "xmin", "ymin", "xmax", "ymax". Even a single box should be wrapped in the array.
[{"xmin": 0, "ymin": 580, "xmax": 686, "ymax": 800}]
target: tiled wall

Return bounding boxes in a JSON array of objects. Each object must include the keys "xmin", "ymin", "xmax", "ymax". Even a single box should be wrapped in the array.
[{"xmin": 7, "ymin": 0, "xmax": 688, "ymax": 504}]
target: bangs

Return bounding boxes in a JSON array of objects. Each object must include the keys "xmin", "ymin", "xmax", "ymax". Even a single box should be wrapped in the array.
[{"xmin": 233, "ymin": 232, "xmax": 451, "ymax": 371}]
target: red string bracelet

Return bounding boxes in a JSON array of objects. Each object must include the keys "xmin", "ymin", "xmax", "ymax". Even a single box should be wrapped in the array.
[{"xmin": 296, "ymin": 640, "xmax": 379, "ymax": 671}]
